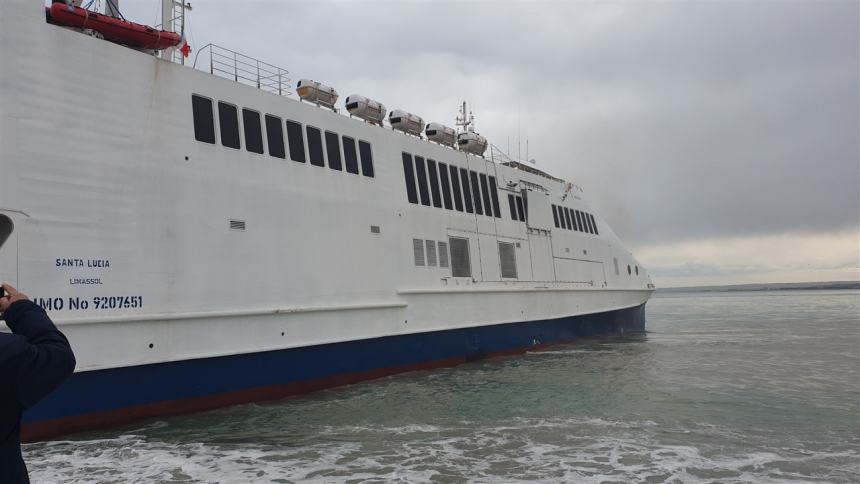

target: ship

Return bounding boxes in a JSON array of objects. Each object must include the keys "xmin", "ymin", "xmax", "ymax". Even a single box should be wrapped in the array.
[{"xmin": 0, "ymin": 0, "xmax": 654, "ymax": 441}]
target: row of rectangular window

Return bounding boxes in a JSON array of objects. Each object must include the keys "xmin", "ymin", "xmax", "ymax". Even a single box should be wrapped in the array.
[
  {"xmin": 191, "ymin": 95, "xmax": 374, "ymax": 178},
  {"xmin": 507, "ymin": 194, "xmax": 526, "ymax": 222},
  {"xmin": 402, "ymin": 152, "xmax": 502, "ymax": 218},
  {"xmin": 551, "ymin": 204, "xmax": 599, "ymax": 235}
]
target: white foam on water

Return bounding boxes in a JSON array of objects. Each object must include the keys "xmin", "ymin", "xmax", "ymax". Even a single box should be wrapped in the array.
[{"xmin": 24, "ymin": 418, "xmax": 859, "ymax": 483}]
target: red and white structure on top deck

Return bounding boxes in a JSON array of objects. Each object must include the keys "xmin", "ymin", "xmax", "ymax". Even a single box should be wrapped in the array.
[
  {"xmin": 0, "ymin": 0, "xmax": 653, "ymax": 441},
  {"xmin": 47, "ymin": 0, "xmax": 190, "ymax": 59}
]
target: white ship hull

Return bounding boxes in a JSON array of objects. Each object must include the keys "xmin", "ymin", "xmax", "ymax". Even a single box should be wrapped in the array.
[{"xmin": 0, "ymin": 1, "xmax": 653, "ymax": 439}]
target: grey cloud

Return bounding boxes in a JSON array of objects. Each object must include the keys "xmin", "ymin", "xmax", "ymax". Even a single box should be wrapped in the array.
[{"xmin": 125, "ymin": 0, "xmax": 859, "ymax": 247}]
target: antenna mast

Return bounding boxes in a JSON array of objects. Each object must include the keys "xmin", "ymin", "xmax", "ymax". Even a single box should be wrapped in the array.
[
  {"xmin": 161, "ymin": 0, "xmax": 190, "ymax": 64},
  {"xmin": 456, "ymin": 101, "xmax": 475, "ymax": 133}
]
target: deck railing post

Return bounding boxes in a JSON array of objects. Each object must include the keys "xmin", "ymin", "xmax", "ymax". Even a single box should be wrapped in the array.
[{"xmin": 198, "ymin": 44, "xmax": 290, "ymax": 98}]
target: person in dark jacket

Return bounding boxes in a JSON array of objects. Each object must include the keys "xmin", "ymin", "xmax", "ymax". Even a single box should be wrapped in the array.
[{"xmin": 0, "ymin": 283, "xmax": 76, "ymax": 484}]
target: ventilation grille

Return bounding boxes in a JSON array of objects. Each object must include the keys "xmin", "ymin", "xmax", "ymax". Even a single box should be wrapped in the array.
[
  {"xmin": 449, "ymin": 237, "xmax": 471, "ymax": 277},
  {"xmin": 413, "ymin": 238, "xmax": 425, "ymax": 266},
  {"xmin": 425, "ymin": 240, "xmax": 437, "ymax": 266},
  {"xmin": 229, "ymin": 219, "xmax": 246, "ymax": 231},
  {"xmin": 370, "ymin": 225, "xmax": 381, "ymax": 234},
  {"xmin": 499, "ymin": 242, "xmax": 517, "ymax": 279},
  {"xmin": 438, "ymin": 241, "xmax": 449, "ymax": 268}
]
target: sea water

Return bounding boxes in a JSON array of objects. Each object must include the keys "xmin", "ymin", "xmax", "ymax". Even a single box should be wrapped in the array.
[{"xmin": 25, "ymin": 289, "xmax": 860, "ymax": 483}]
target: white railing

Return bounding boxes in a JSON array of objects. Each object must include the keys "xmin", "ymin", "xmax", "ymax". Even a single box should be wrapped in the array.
[{"xmin": 192, "ymin": 43, "xmax": 291, "ymax": 97}]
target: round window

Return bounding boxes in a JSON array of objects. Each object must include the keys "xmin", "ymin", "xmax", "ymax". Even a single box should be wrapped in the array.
[
  {"xmin": 627, "ymin": 265, "xmax": 631, "ymax": 275},
  {"xmin": 635, "ymin": 266, "xmax": 639, "ymax": 275}
]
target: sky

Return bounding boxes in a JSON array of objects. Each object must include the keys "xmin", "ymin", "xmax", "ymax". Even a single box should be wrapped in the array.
[{"xmin": 119, "ymin": 0, "xmax": 859, "ymax": 287}]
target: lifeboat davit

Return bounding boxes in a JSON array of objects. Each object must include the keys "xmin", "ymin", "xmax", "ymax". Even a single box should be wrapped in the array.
[{"xmin": 48, "ymin": 3, "xmax": 183, "ymax": 51}]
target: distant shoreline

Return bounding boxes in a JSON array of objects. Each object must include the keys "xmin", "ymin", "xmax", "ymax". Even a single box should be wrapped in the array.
[{"xmin": 658, "ymin": 281, "xmax": 860, "ymax": 293}]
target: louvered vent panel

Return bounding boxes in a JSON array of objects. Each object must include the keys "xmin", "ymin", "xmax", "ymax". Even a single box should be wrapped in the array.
[
  {"xmin": 425, "ymin": 240, "xmax": 437, "ymax": 266},
  {"xmin": 438, "ymin": 241, "xmax": 449, "ymax": 268},
  {"xmin": 499, "ymin": 242, "xmax": 517, "ymax": 279},
  {"xmin": 449, "ymin": 237, "xmax": 471, "ymax": 277},
  {"xmin": 230, "ymin": 220, "xmax": 246, "ymax": 231},
  {"xmin": 413, "ymin": 238, "xmax": 425, "ymax": 266}
]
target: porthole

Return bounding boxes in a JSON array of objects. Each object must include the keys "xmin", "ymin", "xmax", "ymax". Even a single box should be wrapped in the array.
[
  {"xmin": 635, "ymin": 265, "xmax": 639, "ymax": 275},
  {"xmin": 627, "ymin": 264, "xmax": 631, "ymax": 275}
]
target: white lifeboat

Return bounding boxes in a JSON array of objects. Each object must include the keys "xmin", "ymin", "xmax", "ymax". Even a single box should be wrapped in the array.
[
  {"xmin": 296, "ymin": 79, "xmax": 338, "ymax": 108},
  {"xmin": 457, "ymin": 131, "xmax": 488, "ymax": 155},
  {"xmin": 389, "ymin": 109, "xmax": 424, "ymax": 136},
  {"xmin": 345, "ymin": 95, "xmax": 386, "ymax": 125},
  {"xmin": 425, "ymin": 123, "xmax": 457, "ymax": 146}
]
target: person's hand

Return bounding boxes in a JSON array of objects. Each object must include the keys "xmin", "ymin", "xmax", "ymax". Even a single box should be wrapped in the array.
[{"xmin": 0, "ymin": 283, "xmax": 29, "ymax": 318}]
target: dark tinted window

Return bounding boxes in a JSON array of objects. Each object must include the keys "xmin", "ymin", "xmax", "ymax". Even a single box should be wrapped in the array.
[
  {"xmin": 414, "ymin": 156, "xmax": 431, "ymax": 206},
  {"xmin": 488, "ymin": 176, "xmax": 501, "ymax": 218},
  {"xmin": 566, "ymin": 208, "xmax": 574, "ymax": 230},
  {"xmin": 552, "ymin": 205, "xmax": 560, "ymax": 228},
  {"xmin": 479, "ymin": 174, "xmax": 492, "ymax": 217},
  {"xmin": 242, "ymin": 109, "xmax": 264, "ymax": 154},
  {"xmin": 218, "ymin": 102, "xmax": 240, "ymax": 149},
  {"xmin": 401, "ymin": 152, "xmax": 418, "ymax": 204},
  {"xmin": 359, "ymin": 141, "xmax": 374, "ymax": 177},
  {"xmin": 499, "ymin": 242, "xmax": 517, "ymax": 279},
  {"xmin": 191, "ymin": 95, "xmax": 215, "ymax": 143},
  {"xmin": 584, "ymin": 212, "xmax": 594, "ymax": 234},
  {"xmin": 286, "ymin": 120, "xmax": 305, "ymax": 163},
  {"xmin": 459, "ymin": 168, "xmax": 474, "ymax": 213},
  {"xmin": 559, "ymin": 206, "xmax": 568, "ymax": 229},
  {"xmin": 449, "ymin": 165, "xmax": 464, "ymax": 211},
  {"xmin": 306, "ymin": 126, "xmax": 324, "ymax": 167},
  {"xmin": 508, "ymin": 194, "xmax": 517, "ymax": 220},
  {"xmin": 427, "ymin": 160, "xmax": 442, "ymax": 208},
  {"xmin": 438, "ymin": 162, "xmax": 453, "ymax": 210},
  {"xmin": 343, "ymin": 136, "xmax": 359, "ymax": 174},
  {"xmin": 469, "ymin": 171, "xmax": 483, "ymax": 215},
  {"xmin": 324, "ymin": 131, "xmax": 342, "ymax": 170},
  {"xmin": 590, "ymin": 213, "xmax": 599, "ymax": 235},
  {"xmin": 515, "ymin": 196, "xmax": 525, "ymax": 222},
  {"xmin": 265, "ymin": 114, "xmax": 285, "ymax": 158},
  {"xmin": 449, "ymin": 237, "xmax": 471, "ymax": 278},
  {"xmin": 575, "ymin": 210, "xmax": 584, "ymax": 232}
]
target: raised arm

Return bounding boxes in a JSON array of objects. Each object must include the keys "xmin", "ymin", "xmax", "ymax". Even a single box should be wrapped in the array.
[{"xmin": 0, "ymin": 284, "xmax": 76, "ymax": 409}]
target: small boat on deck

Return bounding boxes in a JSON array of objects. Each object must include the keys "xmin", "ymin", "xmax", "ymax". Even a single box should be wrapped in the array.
[{"xmin": 47, "ymin": 2, "xmax": 182, "ymax": 51}]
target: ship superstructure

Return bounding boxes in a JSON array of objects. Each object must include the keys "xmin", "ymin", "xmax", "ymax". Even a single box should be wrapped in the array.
[{"xmin": 0, "ymin": 0, "xmax": 653, "ymax": 440}]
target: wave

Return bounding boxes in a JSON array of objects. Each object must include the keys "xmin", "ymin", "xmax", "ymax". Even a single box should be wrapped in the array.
[{"xmin": 25, "ymin": 419, "xmax": 859, "ymax": 483}]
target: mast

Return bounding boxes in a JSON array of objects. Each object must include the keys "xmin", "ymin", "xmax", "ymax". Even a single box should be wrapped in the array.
[
  {"xmin": 161, "ymin": 0, "xmax": 189, "ymax": 64},
  {"xmin": 455, "ymin": 101, "xmax": 474, "ymax": 133}
]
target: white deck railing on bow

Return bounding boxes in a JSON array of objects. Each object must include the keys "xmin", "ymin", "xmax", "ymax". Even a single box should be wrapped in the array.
[{"xmin": 192, "ymin": 43, "xmax": 292, "ymax": 97}]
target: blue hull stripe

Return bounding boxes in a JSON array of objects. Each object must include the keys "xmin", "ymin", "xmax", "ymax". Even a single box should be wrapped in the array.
[{"xmin": 23, "ymin": 304, "xmax": 646, "ymax": 433}]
